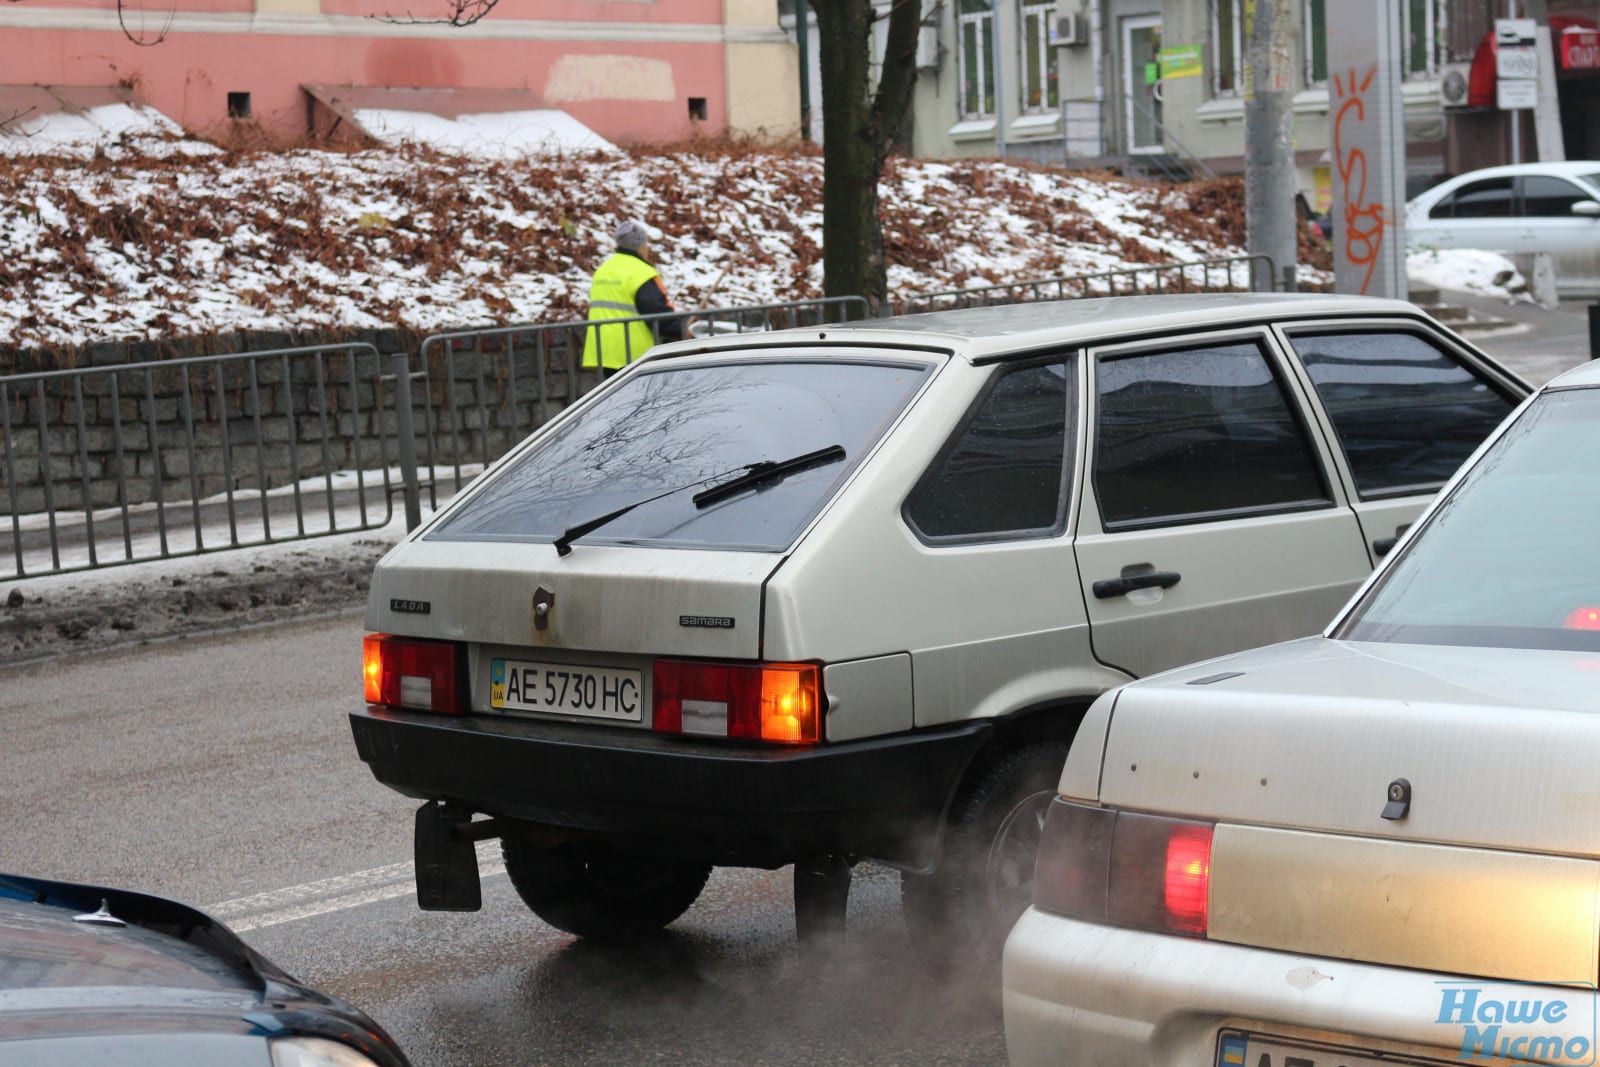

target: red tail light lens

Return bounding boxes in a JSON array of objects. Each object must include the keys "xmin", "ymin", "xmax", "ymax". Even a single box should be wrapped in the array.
[
  {"xmin": 1162, "ymin": 824, "xmax": 1213, "ymax": 935},
  {"xmin": 1033, "ymin": 798, "xmax": 1214, "ymax": 938},
  {"xmin": 653, "ymin": 660, "xmax": 821, "ymax": 744},
  {"xmin": 1564, "ymin": 607, "xmax": 1600, "ymax": 630},
  {"xmin": 363, "ymin": 634, "xmax": 466, "ymax": 714}
]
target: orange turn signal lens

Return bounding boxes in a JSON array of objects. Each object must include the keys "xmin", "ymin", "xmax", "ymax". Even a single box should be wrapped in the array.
[
  {"xmin": 759, "ymin": 665, "xmax": 820, "ymax": 743},
  {"xmin": 363, "ymin": 634, "xmax": 385, "ymax": 703}
]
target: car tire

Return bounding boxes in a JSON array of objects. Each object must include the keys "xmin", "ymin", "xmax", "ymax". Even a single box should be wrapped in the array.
[
  {"xmin": 901, "ymin": 741, "xmax": 1070, "ymax": 966},
  {"xmin": 501, "ymin": 838, "xmax": 712, "ymax": 943}
]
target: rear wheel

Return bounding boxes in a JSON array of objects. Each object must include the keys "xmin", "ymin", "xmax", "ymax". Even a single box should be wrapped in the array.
[
  {"xmin": 502, "ymin": 837, "xmax": 712, "ymax": 943},
  {"xmin": 901, "ymin": 741, "xmax": 1069, "ymax": 965}
]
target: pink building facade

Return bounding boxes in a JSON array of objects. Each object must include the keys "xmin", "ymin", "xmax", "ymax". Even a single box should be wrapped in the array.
[{"xmin": 0, "ymin": 0, "xmax": 799, "ymax": 146}]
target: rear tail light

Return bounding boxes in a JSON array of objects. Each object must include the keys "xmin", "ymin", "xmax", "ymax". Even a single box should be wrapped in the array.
[
  {"xmin": 1564, "ymin": 607, "xmax": 1600, "ymax": 630},
  {"xmin": 1032, "ymin": 798, "xmax": 1214, "ymax": 937},
  {"xmin": 363, "ymin": 634, "xmax": 466, "ymax": 714},
  {"xmin": 652, "ymin": 660, "xmax": 822, "ymax": 744}
]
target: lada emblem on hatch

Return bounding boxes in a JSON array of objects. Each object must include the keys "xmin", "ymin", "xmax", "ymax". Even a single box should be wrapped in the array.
[{"xmin": 532, "ymin": 586, "xmax": 555, "ymax": 632}]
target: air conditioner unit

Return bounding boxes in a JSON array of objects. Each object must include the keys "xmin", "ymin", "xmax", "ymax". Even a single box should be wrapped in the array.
[
  {"xmin": 1050, "ymin": 12, "xmax": 1087, "ymax": 47},
  {"xmin": 916, "ymin": 25, "xmax": 941, "ymax": 70},
  {"xmin": 1439, "ymin": 61, "xmax": 1473, "ymax": 108}
]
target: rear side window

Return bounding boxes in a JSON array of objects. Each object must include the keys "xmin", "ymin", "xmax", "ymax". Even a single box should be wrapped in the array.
[
  {"xmin": 1288, "ymin": 331, "xmax": 1516, "ymax": 498},
  {"xmin": 905, "ymin": 358, "xmax": 1073, "ymax": 540},
  {"xmin": 1432, "ymin": 177, "xmax": 1514, "ymax": 219},
  {"xmin": 1093, "ymin": 341, "xmax": 1329, "ymax": 528},
  {"xmin": 431, "ymin": 359, "xmax": 931, "ymax": 551},
  {"xmin": 1519, "ymin": 175, "xmax": 1593, "ymax": 217}
]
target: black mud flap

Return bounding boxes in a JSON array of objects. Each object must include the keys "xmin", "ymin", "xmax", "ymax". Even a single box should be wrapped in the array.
[{"xmin": 414, "ymin": 801, "xmax": 482, "ymax": 911}]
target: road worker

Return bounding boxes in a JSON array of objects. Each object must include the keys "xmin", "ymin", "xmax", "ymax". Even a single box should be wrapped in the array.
[{"xmin": 581, "ymin": 220, "xmax": 686, "ymax": 378}]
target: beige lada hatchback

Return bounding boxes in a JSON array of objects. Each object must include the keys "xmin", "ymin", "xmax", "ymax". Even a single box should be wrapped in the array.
[
  {"xmin": 348, "ymin": 294, "xmax": 1526, "ymax": 955},
  {"xmin": 1004, "ymin": 360, "xmax": 1600, "ymax": 1064}
]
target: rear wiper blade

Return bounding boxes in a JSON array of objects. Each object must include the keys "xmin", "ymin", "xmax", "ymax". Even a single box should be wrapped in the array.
[
  {"xmin": 692, "ymin": 444, "xmax": 846, "ymax": 509},
  {"xmin": 552, "ymin": 444, "xmax": 845, "ymax": 556}
]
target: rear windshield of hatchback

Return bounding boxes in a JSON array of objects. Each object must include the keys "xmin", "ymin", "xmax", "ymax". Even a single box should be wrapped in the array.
[
  {"xmin": 1341, "ymin": 388, "xmax": 1600, "ymax": 652},
  {"xmin": 429, "ymin": 357, "xmax": 933, "ymax": 551}
]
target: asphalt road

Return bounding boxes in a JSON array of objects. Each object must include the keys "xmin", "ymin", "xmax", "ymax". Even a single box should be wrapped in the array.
[
  {"xmin": 1461, "ymin": 295, "xmax": 1595, "ymax": 385},
  {"xmin": 1, "ymin": 305, "xmax": 1588, "ymax": 1067},
  {"xmin": 0, "ymin": 613, "xmax": 1008, "ymax": 1067}
]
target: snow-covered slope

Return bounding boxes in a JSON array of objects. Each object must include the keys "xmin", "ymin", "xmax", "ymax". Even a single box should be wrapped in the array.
[{"xmin": 0, "ymin": 138, "xmax": 1317, "ymax": 352}]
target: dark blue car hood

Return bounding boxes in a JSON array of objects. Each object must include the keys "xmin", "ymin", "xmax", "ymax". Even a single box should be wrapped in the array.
[{"xmin": 0, "ymin": 874, "xmax": 407, "ymax": 1065}]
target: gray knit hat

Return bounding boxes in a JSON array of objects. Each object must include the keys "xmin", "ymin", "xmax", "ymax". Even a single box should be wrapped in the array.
[{"xmin": 614, "ymin": 220, "xmax": 650, "ymax": 253}]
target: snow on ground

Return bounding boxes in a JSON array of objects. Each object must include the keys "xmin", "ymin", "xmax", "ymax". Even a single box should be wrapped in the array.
[
  {"xmin": 1, "ymin": 103, "xmax": 222, "ymax": 160},
  {"xmin": 0, "ymin": 138, "xmax": 1310, "ymax": 352},
  {"xmin": 1406, "ymin": 248, "xmax": 1529, "ymax": 298},
  {"xmin": 353, "ymin": 108, "xmax": 618, "ymax": 159}
]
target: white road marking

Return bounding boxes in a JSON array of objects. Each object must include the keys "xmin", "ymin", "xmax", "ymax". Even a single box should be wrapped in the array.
[{"xmin": 207, "ymin": 842, "xmax": 504, "ymax": 933}]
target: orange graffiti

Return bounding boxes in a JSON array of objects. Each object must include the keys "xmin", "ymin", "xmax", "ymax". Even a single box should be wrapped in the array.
[{"xmin": 1331, "ymin": 66, "xmax": 1391, "ymax": 295}]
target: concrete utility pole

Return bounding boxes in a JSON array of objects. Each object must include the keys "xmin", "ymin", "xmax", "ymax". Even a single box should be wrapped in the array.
[
  {"xmin": 1326, "ymin": 0, "xmax": 1408, "ymax": 299},
  {"xmin": 1526, "ymin": 0, "xmax": 1567, "ymax": 161},
  {"xmin": 1244, "ymin": 0, "xmax": 1297, "ymax": 292}
]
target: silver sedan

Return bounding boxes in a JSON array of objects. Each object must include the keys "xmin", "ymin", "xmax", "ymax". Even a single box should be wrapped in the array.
[{"xmin": 1004, "ymin": 356, "xmax": 1600, "ymax": 1067}]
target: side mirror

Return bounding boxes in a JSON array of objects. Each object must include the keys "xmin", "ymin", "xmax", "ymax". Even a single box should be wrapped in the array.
[{"xmin": 1571, "ymin": 200, "xmax": 1600, "ymax": 217}]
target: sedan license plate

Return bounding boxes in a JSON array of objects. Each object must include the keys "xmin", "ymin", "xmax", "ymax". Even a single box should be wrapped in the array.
[
  {"xmin": 1217, "ymin": 1031, "xmax": 1448, "ymax": 1067},
  {"xmin": 490, "ymin": 659, "xmax": 644, "ymax": 722}
]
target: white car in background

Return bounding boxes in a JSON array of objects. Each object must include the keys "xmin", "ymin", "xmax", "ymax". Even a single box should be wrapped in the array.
[
  {"xmin": 1004, "ymin": 358, "xmax": 1600, "ymax": 1066},
  {"xmin": 1405, "ymin": 161, "xmax": 1600, "ymax": 297}
]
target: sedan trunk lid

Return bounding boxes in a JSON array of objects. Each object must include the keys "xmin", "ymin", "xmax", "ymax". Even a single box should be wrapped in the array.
[{"xmin": 1095, "ymin": 637, "xmax": 1600, "ymax": 856}]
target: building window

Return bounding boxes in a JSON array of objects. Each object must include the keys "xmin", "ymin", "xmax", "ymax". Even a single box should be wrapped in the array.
[
  {"xmin": 1213, "ymin": 0, "xmax": 1243, "ymax": 96},
  {"xmin": 1306, "ymin": 0, "xmax": 1327, "ymax": 84},
  {"xmin": 1404, "ymin": 0, "xmax": 1438, "ymax": 76},
  {"xmin": 1305, "ymin": 0, "xmax": 1437, "ymax": 85},
  {"xmin": 958, "ymin": 0, "xmax": 996, "ymax": 117},
  {"xmin": 1020, "ymin": 0, "xmax": 1059, "ymax": 113}
]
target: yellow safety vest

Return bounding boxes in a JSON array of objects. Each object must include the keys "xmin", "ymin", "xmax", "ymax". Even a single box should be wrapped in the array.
[{"xmin": 582, "ymin": 253, "xmax": 663, "ymax": 370}]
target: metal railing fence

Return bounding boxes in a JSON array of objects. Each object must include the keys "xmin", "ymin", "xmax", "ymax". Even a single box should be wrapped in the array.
[
  {"xmin": 6, "ymin": 267, "xmax": 1310, "ymax": 576},
  {"xmin": 894, "ymin": 255, "xmax": 1277, "ymax": 315},
  {"xmin": 405, "ymin": 296, "xmax": 870, "ymax": 506},
  {"xmin": 1, "ymin": 343, "xmax": 397, "ymax": 581}
]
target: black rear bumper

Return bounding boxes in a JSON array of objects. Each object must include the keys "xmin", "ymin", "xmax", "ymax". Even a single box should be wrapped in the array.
[{"xmin": 349, "ymin": 706, "xmax": 991, "ymax": 869}]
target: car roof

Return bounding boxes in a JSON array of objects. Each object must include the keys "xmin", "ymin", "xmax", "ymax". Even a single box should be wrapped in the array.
[
  {"xmin": 1546, "ymin": 358, "xmax": 1600, "ymax": 389},
  {"xmin": 660, "ymin": 293, "xmax": 1426, "ymax": 365},
  {"xmin": 1429, "ymin": 161, "xmax": 1600, "ymax": 183}
]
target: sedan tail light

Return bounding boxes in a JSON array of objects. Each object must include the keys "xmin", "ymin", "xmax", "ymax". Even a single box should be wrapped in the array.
[
  {"xmin": 1032, "ymin": 798, "xmax": 1214, "ymax": 937},
  {"xmin": 652, "ymin": 660, "xmax": 822, "ymax": 744},
  {"xmin": 1564, "ymin": 607, "xmax": 1600, "ymax": 630},
  {"xmin": 363, "ymin": 634, "xmax": 466, "ymax": 714}
]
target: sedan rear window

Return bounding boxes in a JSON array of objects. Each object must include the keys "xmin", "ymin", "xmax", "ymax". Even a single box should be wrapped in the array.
[
  {"xmin": 429, "ymin": 358, "xmax": 931, "ymax": 551},
  {"xmin": 1342, "ymin": 389, "xmax": 1600, "ymax": 651}
]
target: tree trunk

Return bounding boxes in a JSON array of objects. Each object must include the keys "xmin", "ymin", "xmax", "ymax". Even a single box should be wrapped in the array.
[{"xmin": 813, "ymin": 0, "xmax": 921, "ymax": 316}]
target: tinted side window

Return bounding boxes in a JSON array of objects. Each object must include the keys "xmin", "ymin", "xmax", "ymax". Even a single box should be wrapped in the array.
[
  {"xmin": 1289, "ymin": 331, "xmax": 1516, "ymax": 498},
  {"xmin": 1432, "ymin": 178, "xmax": 1514, "ymax": 219},
  {"xmin": 906, "ymin": 360, "xmax": 1071, "ymax": 539},
  {"xmin": 1520, "ymin": 175, "xmax": 1592, "ymax": 217},
  {"xmin": 1093, "ymin": 341, "xmax": 1329, "ymax": 528}
]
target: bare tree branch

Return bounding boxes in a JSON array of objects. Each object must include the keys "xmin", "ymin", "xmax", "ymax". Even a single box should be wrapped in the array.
[
  {"xmin": 0, "ymin": 106, "xmax": 38, "ymax": 136},
  {"xmin": 4, "ymin": 0, "xmax": 172, "ymax": 44},
  {"xmin": 368, "ymin": 0, "xmax": 499, "ymax": 28}
]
